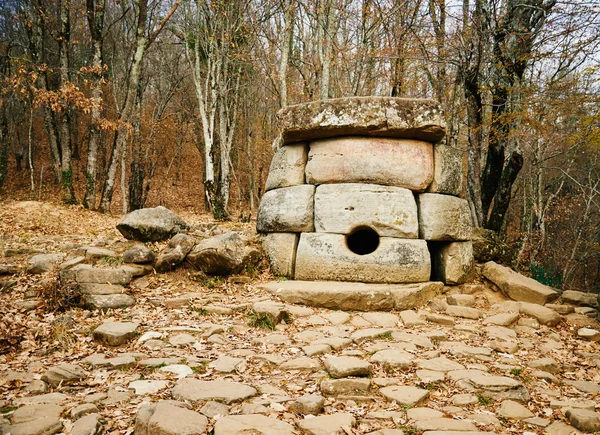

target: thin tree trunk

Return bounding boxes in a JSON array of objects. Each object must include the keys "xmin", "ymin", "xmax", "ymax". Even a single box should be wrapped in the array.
[
  {"xmin": 319, "ymin": 0, "xmax": 335, "ymax": 100},
  {"xmin": 58, "ymin": 0, "xmax": 76, "ymax": 203},
  {"xmin": 83, "ymin": 0, "xmax": 105, "ymax": 209},
  {"xmin": 278, "ymin": 0, "xmax": 294, "ymax": 108}
]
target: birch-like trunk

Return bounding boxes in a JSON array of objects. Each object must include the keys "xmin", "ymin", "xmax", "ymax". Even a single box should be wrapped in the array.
[
  {"xmin": 58, "ymin": 0, "xmax": 76, "ymax": 203},
  {"xmin": 319, "ymin": 0, "xmax": 335, "ymax": 100},
  {"xmin": 278, "ymin": 0, "xmax": 295, "ymax": 108},
  {"xmin": 98, "ymin": 0, "xmax": 180, "ymax": 213},
  {"xmin": 83, "ymin": 0, "xmax": 105, "ymax": 210}
]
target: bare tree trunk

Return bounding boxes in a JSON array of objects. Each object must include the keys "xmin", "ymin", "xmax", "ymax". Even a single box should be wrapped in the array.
[
  {"xmin": 319, "ymin": 0, "xmax": 335, "ymax": 100},
  {"xmin": 58, "ymin": 0, "xmax": 76, "ymax": 203},
  {"xmin": 278, "ymin": 0, "xmax": 295, "ymax": 108},
  {"xmin": 83, "ymin": 0, "xmax": 105, "ymax": 209},
  {"xmin": 0, "ymin": 106, "xmax": 9, "ymax": 190},
  {"xmin": 98, "ymin": 0, "xmax": 180, "ymax": 213}
]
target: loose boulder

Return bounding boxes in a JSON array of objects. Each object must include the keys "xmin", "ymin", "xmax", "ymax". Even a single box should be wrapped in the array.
[
  {"xmin": 155, "ymin": 233, "xmax": 196, "ymax": 272},
  {"xmin": 123, "ymin": 245, "xmax": 155, "ymax": 264},
  {"xmin": 483, "ymin": 261, "xmax": 559, "ymax": 305},
  {"xmin": 187, "ymin": 231, "xmax": 260, "ymax": 275},
  {"xmin": 117, "ymin": 206, "xmax": 189, "ymax": 242}
]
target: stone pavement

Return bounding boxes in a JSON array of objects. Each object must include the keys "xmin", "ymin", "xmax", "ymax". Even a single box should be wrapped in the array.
[{"xmin": 2, "ymin": 283, "xmax": 600, "ymax": 434}]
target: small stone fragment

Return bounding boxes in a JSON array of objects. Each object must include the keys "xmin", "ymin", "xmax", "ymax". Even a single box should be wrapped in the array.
[
  {"xmin": 324, "ymin": 356, "xmax": 371, "ymax": 378},
  {"xmin": 497, "ymin": 400, "xmax": 534, "ymax": 420},
  {"xmin": 566, "ymin": 408, "xmax": 600, "ymax": 433},
  {"xmin": 289, "ymin": 394, "xmax": 325, "ymax": 415},
  {"xmin": 92, "ymin": 321, "xmax": 139, "ymax": 346},
  {"xmin": 296, "ymin": 413, "xmax": 355, "ymax": 435},
  {"xmin": 71, "ymin": 414, "xmax": 102, "ymax": 435},
  {"xmin": 380, "ymin": 385, "xmax": 429, "ymax": 406},
  {"xmin": 41, "ymin": 364, "xmax": 86, "ymax": 387}
]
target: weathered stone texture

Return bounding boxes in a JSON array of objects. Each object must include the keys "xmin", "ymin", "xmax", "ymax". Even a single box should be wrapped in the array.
[
  {"xmin": 117, "ymin": 206, "xmax": 189, "ymax": 242},
  {"xmin": 294, "ymin": 233, "xmax": 430, "ymax": 283},
  {"xmin": 483, "ymin": 261, "xmax": 559, "ymax": 305},
  {"xmin": 314, "ymin": 184, "xmax": 418, "ymax": 238},
  {"xmin": 261, "ymin": 233, "xmax": 298, "ymax": 278},
  {"xmin": 418, "ymin": 193, "xmax": 471, "ymax": 241},
  {"xmin": 305, "ymin": 137, "xmax": 433, "ymax": 191},
  {"xmin": 431, "ymin": 241, "xmax": 474, "ymax": 284},
  {"xmin": 260, "ymin": 280, "xmax": 443, "ymax": 311},
  {"xmin": 265, "ymin": 143, "xmax": 308, "ymax": 191},
  {"xmin": 256, "ymin": 185, "xmax": 315, "ymax": 233},
  {"xmin": 427, "ymin": 141, "xmax": 463, "ymax": 196},
  {"xmin": 277, "ymin": 97, "xmax": 446, "ymax": 144}
]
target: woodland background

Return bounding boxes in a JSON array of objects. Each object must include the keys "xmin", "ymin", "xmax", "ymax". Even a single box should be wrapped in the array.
[{"xmin": 0, "ymin": 0, "xmax": 598, "ymax": 290}]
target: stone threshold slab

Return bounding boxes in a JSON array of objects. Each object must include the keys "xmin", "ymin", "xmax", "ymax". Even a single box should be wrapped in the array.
[{"xmin": 259, "ymin": 280, "xmax": 443, "ymax": 311}]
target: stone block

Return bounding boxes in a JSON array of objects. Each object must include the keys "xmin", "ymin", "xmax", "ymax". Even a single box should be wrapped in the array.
[
  {"xmin": 306, "ymin": 137, "xmax": 433, "ymax": 191},
  {"xmin": 483, "ymin": 261, "xmax": 559, "ymax": 305},
  {"xmin": 265, "ymin": 143, "xmax": 308, "ymax": 191},
  {"xmin": 427, "ymin": 141, "xmax": 463, "ymax": 196},
  {"xmin": 431, "ymin": 241, "xmax": 474, "ymax": 284},
  {"xmin": 256, "ymin": 185, "xmax": 315, "ymax": 233},
  {"xmin": 75, "ymin": 265, "xmax": 133, "ymax": 286},
  {"xmin": 418, "ymin": 193, "xmax": 471, "ymax": 241},
  {"xmin": 314, "ymin": 183, "xmax": 418, "ymax": 238},
  {"xmin": 277, "ymin": 96, "xmax": 446, "ymax": 143},
  {"xmin": 260, "ymin": 280, "xmax": 443, "ymax": 311},
  {"xmin": 261, "ymin": 233, "xmax": 298, "ymax": 278},
  {"xmin": 294, "ymin": 233, "xmax": 430, "ymax": 283}
]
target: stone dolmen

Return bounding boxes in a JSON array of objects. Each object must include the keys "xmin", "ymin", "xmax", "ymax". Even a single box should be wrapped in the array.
[{"xmin": 258, "ymin": 97, "xmax": 472, "ymax": 287}]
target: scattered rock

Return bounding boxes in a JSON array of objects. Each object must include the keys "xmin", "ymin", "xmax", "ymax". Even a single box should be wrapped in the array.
[
  {"xmin": 147, "ymin": 402, "xmax": 208, "ymax": 435},
  {"xmin": 578, "ymin": 328, "xmax": 600, "ymax": 341},
  {"xmin": 290, "ymin": 394, "xmax": 326, "ymax": 415},
  {"xmin": 117, "ymin": 206, "xmax": 189, "ymax": 242},
  {"xmin": 123, "ymin": 244, "xmax": 155, "ymax": 264},
  {"xmin": 483, "ymin": 261, "xmax": 559, "ymax": 305},
  {"xmin": 296, "ymin": 413, "xmax": 355, "ymax": 435},
  {"xmin": 566, "ymin": 409, "xmax": 600, "ymax": 433},
  {"xmin": 128, "ymin": 380, "xmax": 170, "ymax": 395},
  {"xmin": 41, "ymin": 364, "xmax": 86, "ymax": 387},
  {"xmin": 187, "ymin": 231, "xmax": 260, "ymax": 275},
  {"xmin": 213, "ymin": 414, "xmax": 295, "ymax": 435},
  {"xmin": 172, "ymin": 379, "xmax": 257, "ymax": 404},
  {"xmin": 562, "ymin": 291, "xmax": 598, "ymax": 308},
  {"xmin": 320, "ymin": 379, "xmax": 371, "ymax": 396},
  {"xmin": 497, "ymin": 400, "xmax": 534, "ymax": 420},
  {"xmin": 27, "ymin": 253, "xmax": 66, "ymax": 274},
  {"xmin": 92, "ymin": 322, "xmax": 139, "ymax": 346},
  {"xmin": 71, "ymin": 414, "xmax": 102, "ymax": 435},
  {"xmin": 324, "ymin": 356, "xmax": 372, "ymax": 378},
  {"xmin": 519, "ymin": 302, "xmax": 562, "ymax": 326},
  {"xmin": 379, "ymin": 385, "xmax": 429, "ymax": 406},
  {"xmin": 155, "ymin": 233, "xmax": 196, "ymax": 272}
]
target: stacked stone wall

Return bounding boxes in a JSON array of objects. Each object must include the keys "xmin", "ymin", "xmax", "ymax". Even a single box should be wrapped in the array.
[{"xmin": 257, "ymin": 97, "xmax": 473, "ymax": 284}]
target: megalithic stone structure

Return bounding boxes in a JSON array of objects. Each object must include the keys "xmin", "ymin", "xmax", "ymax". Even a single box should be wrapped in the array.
[{"xmin": 257, "ymin": 97, "xmax": 473, "ymax": 293}]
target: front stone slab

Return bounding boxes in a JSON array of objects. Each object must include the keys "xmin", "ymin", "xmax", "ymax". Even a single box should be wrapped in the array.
[
  {"xmin": 418, "ymin": 193, "xmax": 472, "ymax": 240},
  {"xmin": 431, "ymin": 241, "xmax": 474, "ymax": 284},
  {"xmin": 294, "ymin": 233, "xmax": 430, "ymax": 283},
  {"xmin": 483, "ymin": 261, "xmax": 559, "ymax": 305},
  {"xmin": 260, "ymin": 281, "xmax": 443, "ymax": 311},
  {"xmin": 256, "ymin": 185, "xmax": 315, "ymax": 233},
  {"xmin": 261, "ymin": 233, "xmax": 298, "ymax": 278},
  {"xmin": 306, "ymin": 137, "xmax": 433, "ymax": 191},
  {"xmin": 314, "ymin": 184, "xmax": 418, "ymax": 238},
  {"xmin": 277, "ymin": 97, "xmax": 446, "ymax": 144},
  {"xmin": 265, "ymin": 143, "xmax": 308, "ymax": 191},
  {"xmin": 427, "ymin": 141, "xmax": 463, "ymax": 195}
]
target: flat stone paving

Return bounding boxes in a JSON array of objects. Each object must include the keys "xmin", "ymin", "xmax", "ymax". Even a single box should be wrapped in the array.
[{"xmin": 2, "ymin": 281, "xmax": 600, "ymax": 435}]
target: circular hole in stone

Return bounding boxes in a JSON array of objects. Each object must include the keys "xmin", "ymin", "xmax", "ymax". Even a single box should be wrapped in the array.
[{"xmin": 346, "ymin": 226, "xmax": 380, "ymax": 255}]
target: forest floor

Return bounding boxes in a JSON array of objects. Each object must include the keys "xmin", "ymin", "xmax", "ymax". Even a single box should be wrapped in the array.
[{"xmin": 0, "ymin": 201, "xmax": 599, "ymax": 435}]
